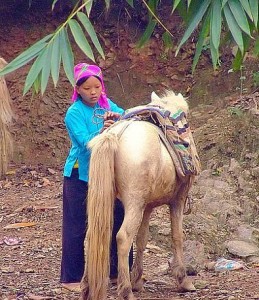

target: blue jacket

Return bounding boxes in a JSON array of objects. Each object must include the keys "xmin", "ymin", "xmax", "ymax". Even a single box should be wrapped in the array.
[{"xmin": 63, "ymin": 98, "xmax": 124, "ymax": 182}]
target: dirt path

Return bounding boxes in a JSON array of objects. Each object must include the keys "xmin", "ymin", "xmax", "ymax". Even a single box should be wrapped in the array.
[{"xmin": 1, "ymin": 166, "xmax": 259, "ymax": 300}]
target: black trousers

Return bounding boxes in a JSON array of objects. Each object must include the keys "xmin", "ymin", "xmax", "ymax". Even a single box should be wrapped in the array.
[{"xmin": 60, "ymin": 169, "xmax": 133, "ymax": 283}]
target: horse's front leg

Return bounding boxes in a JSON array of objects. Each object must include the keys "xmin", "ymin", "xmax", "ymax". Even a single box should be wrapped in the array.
[
  {"xmin": 169, "ymin": 198, "xmax": 196, "ymax": 292},
  {"xmin": 116, "ymin": 207, "xmax": 144, "ymax": 300},
  {"xmin": 131, "ymin": 207, "xmax": 152, "ymax": 292}
]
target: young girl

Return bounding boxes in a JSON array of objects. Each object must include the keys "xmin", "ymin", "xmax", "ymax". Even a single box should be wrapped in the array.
[{"xmin": 60, "ymin": 63, "xmax": 133, "ymax": 292}]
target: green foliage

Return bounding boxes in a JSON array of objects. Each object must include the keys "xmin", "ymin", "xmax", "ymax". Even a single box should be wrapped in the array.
[
  {"xmin": 0, "ymin": 0, "xmax": 258, "ymax": 95},
  {"xmin": 253, "ymin": 71, "xmax": 259, "ymax": 87},
  {"xmin": 0, "ymin": 1, "xmax": 105, "ymax": 95},
  {"xmin": 227, "ymin": 107, "xmax": 243, "ymax": 116}
]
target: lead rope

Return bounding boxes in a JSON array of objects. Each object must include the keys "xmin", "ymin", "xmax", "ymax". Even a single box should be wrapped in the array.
[{"xmin": 92, "ymin": 107, "xmax": 108, "ymax": 125}]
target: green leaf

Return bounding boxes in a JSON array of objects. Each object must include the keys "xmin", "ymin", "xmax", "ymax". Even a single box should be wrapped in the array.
[
  {"xmin": 210, "ymin": 0, "xmax": 222, "ymax": 50},
  {"xmin": 228, "ymin": 0, "xmax": 251, "ymax": 36},
  {"xmin": 23, "ymin": 46, "xmax": 49, "ymax": 95},
  {"xmin": 137, "ymin": 19, "xmax": 157, "ymax": 48},
  {"xmin": 83, "ymin": 0, "xmax": 93, "ymax": 16},
  {"xmin": 249, "ymin": 0, "xmax": 258, "ymax": 27},
  {"xmin": 172, "ymin": 0, "xmax": 182, "ymax": 13},
  {"xmin": 51, "ymin": 31, "xmax": 61, "ymax": 87},
  {"xmin": 223, "ymin": 3, "xmax": 244, "ymax": 53},
  {"xmin": 192, "ymin": 10, "xmax": 210, "ymax": 73},
  {"xmin": 253, "ymin": 36, "xmax": 259, "ymax": 56},
  {"xmin": 126, "ymin": 0, "xmax": 134, "ymax": 8},
  {"xmin": 68, "ymin": 19, "xmax": 95, "ymax": 61},
  {"xmin": 240, "ymin": 0, "xmax": 253, "ymax": 21},
  {"xmin": 174, "ymin": 1, "xmax": 189, "ymax": 22},
  {"xmin": 176, "ymin": 0, "xmax": 212, "ymax": 55},
  {"xmin": 41, "ymin": 44, "xmax": 52, "ymax": 94},
  {"xmin": 210, "ymin": 39, "xmax": 219, "ymax": 69},
  {"xmin": 52, "ymin": 0, "xmax": 59, "ymax": 10},
  {"xmin": 33, "ymin": 73, "xmax": 41, "ymax": 94},
  {"xmin": 104, "ymin": 0, "xmax": 110, "ymax": 10},
  {"xmin": 77, "ymin": 12, "xmax": 105, "ymax": 59},
  {"xmin": 222, "ymin": 0, "xmax": 228, "ymax": 8},
  {"xmin": 162, "ymin": 31, "xmax": 173, "ymax": 50},
  {"xmin": 0, "ymin": 34, "xmax": 53, "ymax": 76},
  {"xmin": 60, "ymin": 28, "xmax": 75, "ymax": 86}
]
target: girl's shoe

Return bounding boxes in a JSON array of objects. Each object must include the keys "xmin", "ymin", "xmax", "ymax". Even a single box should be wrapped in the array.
[{"xmin": 61, "ymin": 282, "xmax": 81, "ymax": 293}]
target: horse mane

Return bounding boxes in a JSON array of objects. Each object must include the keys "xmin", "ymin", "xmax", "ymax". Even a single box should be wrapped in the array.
[{"xmin": 151, "ymin": 90, "xmax": 189, "ymax": 115}]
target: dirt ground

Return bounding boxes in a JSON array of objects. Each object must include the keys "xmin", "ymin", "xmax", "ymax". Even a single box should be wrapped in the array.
[
  {"xmin": 0, "ymin": 4, "xmax": 259, "ymax": 300},
  {"xmin": 1, "ymin": 166, "xmax": 259, "ymax": 300}
]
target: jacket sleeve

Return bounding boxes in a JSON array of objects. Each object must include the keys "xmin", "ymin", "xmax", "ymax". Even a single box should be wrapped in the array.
[
  {"xmin": 65, "ymin": 109, "xmax": 99, "ymax": 148},
  {"xmin": 108, "ymin": 99, "xmax": 125, "ymax": 114}
]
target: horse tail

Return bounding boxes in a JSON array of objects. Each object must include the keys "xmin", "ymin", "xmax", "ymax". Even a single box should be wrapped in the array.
[{"xmin": 86, "ymin": 132, "xmax": 119, "ymax": 300}]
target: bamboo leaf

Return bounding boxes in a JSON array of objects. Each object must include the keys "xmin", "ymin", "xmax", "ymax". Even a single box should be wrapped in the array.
[
  {"xmin": 241, "ymin": 0, "xmax": 253, "ymax": 21},
  {"xmin": 232, "ymin": 48, "xmax": 244, "ymax": 71},
  {"xmin": 41, "ymin": 44, "xmax": 52, "ymax": 94},
  {"xmin": 210, "ymin": 0, "xmax": 222, "ymax": 50},
  {"xmin": 69, "ymin": 19, "xmax": 95, "ymax": 61},
  {"xmin": 52, "ymin": 0, "xmax": 59, "ymax": 10},
  {"xmin": 77, "ymin": 12, "xmax": 105, "ymax": 58},
  {"xmin": 222, "ymin": 0, "xmax": 228, "ymax": 8},
  {"xmin": 83, "ymin": 0, "xmax": 93, "ymax": 16},
  {"xmin": 162, "ymin": 31, "xmax": 173, "ymax": 50},
  {"xmin": 172, "ymin": 0, "xmax": 182, "ymax": 13},
  {"xmin": 210, "ymin": 39, "xmax": 219, "ymax": 69},
  {"xmin": 60, "ymin": 28, "xmax": 75, "ymax": 86},
  {"xmin": 0, "ymin": 34, "xmax": 53, "ymax": 76},
  {"xmin": 147, "ymin": 0, "xmax": 157, "ymax": 22},
  {"xmin": 33, "ymin": 73, "xmax": 41, "ymax": 94},
  {"xmin": 51, "ymin": 31, "xmax": 61, "ymax": 87},
  {"xmin": 23, "ymin": 46, "xmax": 49, "ymax": 95},
  {"xmin": 253, "ymin": 36, "xmax": 259, "ymax": 56},
  {"xmin": 176, "ymin": 0, "xmax": 212, "ymax": 55},
  {"xmin": 228, "ymin": 0, "xmax": 251, "ymax": 36},
  {"xmin": 249, "ymin": 0, "xmax": 258, "ymax": 27},
  {"xmin": 137, "ymin": 19, "xmax": 157, "ymax": 48},
  {"xmin": 126, "ymin": 0, "xmax": 134, "ymax": 8},
  {"xmin": 104, "ymin": 0, "xmax": 110, "ymax": 10},
  {"xmin": 223, "ymin": 3, "xmax": 244, "ymax": 53},
  {"xmin": 192, "ymin": 10, "xmax": 210, "ymax": 73}
]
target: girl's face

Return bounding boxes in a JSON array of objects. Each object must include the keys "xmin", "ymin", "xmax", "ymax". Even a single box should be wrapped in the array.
[{"xmin": 76, "ymin": 76, "xmax": 102, "ymax": 107}]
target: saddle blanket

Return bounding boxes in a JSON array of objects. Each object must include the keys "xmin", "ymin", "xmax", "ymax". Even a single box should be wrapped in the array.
[{"xmin": 121, "ymin": 105, "xmax": 201, "ymax": 179}]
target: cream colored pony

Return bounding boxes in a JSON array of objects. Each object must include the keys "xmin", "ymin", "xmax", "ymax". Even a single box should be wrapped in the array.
[{"xmin": 81, "ymin": 91, "xmax": 198, "ymax": 300}]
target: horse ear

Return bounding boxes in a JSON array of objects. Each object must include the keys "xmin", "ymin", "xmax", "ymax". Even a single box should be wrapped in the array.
[
  {"xmin": 0, "ymin": 57, "xmax": 8, "ymax": 69},
  {"xmin": 151, "ymin": 91, "xmax": 160, "ymax": 102}
]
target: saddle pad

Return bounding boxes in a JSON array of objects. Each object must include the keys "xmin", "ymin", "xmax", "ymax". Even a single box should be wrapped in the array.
[{"xmin": 121, "ymin": 105, "xmax": 201, "ymax": 179}]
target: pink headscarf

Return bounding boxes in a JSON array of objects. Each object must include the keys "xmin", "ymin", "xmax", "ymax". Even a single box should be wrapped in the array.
[{"xmin": 71, "ymin": 63, "xmax": 109, "ymax": 109}]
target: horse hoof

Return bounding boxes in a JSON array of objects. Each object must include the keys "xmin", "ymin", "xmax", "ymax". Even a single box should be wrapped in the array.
[
  {"xmin": 132, "ymin": 279, "xmax": 144, "ymax": 292},
  {"xmin": 118, "ymin": 293, "xmax": 137, "ymax": 300},
  {"xmin": 79, "ymin": 287, "xmax": 89, "ymax": 300},
  {"xmin": 179, "ymin": 278, "xmax": 196, "ymax": 292}
]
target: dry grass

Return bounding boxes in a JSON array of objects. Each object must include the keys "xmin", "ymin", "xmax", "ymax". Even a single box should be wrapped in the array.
[{"xmin": 0, "ymin": 57, "xmax": 14, "ymax": 177}]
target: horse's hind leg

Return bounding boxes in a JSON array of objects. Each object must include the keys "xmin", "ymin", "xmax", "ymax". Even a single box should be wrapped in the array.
[
  {"xmin": 116, "ymin": 207, "xmax": 144, "ymax": 300},
  {"xmin": 131, "ymin": 207, "xmax": 152, "ymax": 292},
  {"xmin": 169, "ymin": 196, "xmax": 196, "ymax": 292}
]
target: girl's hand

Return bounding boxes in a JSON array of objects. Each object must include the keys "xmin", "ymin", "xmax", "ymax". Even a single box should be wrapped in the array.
[
  {"xmin": 103, "ymin": 111, "xmax": 121, "ymax": 121},
  {"xmin": 100, "ymin": 119, "xmax": 115, "ymax": 133}
]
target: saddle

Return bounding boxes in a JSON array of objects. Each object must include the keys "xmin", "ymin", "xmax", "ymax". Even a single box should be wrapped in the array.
[{"xmin": 121, "ymin": 105, "xmax": 201, "ymax": 180}]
